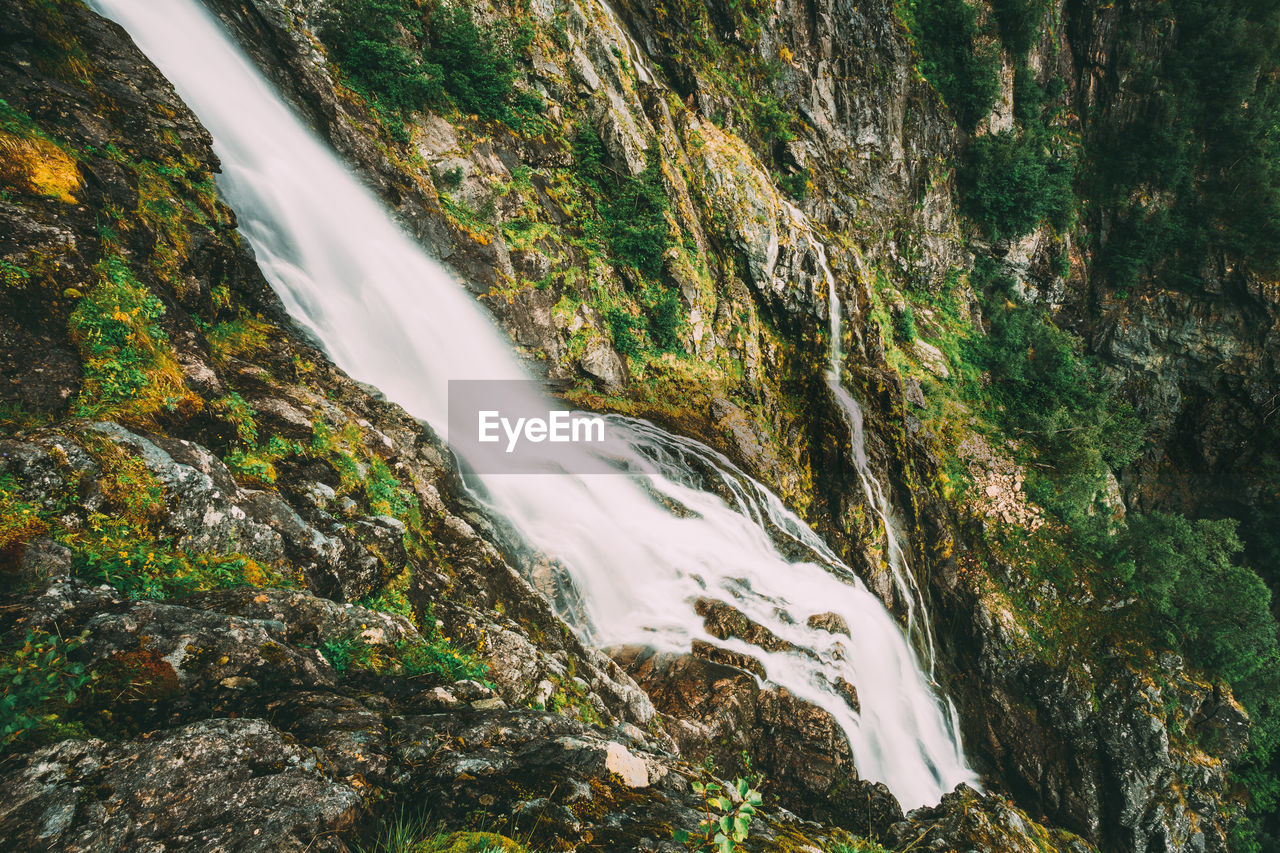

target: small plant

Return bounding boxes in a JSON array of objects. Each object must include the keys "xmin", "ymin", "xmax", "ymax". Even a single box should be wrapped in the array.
[
  {"xmin": 68, "ymin": 255, "xmax": 197, "ymax": 422},
  {"xmin": 0, "ymin": 475, "xmax": 50, "ymax": 562},
  {"xmin": 605, "ymin": 306, "xmax": 644, "ymax": 358},
  {"xmin": 894, "ymin": 303, "xmax": 917, "ymax": 342},
  {"xmin": 674, "ymin": 777, "xmax": 763, "ymax": 853},
  {"xmin": 0, "ymin": 629, "xmax": 90, "ymax": 750},
  {"xmin": 321, "ymin": 633, "xmax": 377, "ymax": 676}
]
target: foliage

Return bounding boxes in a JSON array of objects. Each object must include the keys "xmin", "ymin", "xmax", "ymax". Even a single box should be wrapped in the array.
[
  {"xmin": 1086, "ymin": 0, "xmax": 1280, "ymax": 289},
  {"xmin": 320, "ymin": 0, "xmax": 530, "ymax": 127},
  {"xmin": 894, "ymin": 304, "xmax": 917, "ymax": 342},
  {"xmin": 900, "ymin": 0, "xmax": 1001, "ymax": 130},
  {"xmin": 958, "ymin": 130, "xmax": 1075, "ymax": 240},
  {"xmin": 1114, "ymin": 514, "xmax": 1280, "ymax": 696},
  {"xmin": 0, "ymin": 475, "xmax": 50, "ymax": 560},
  {"xmin": 963, "ymin": 259, "xmax": 1145, "ymax": 521},
  {"xmin": 320, "ymin": 0, "xmax": 443, "ymax": 117},
  {"xmin": 605, "ymin": 306, "xmax": 643, "ymax": 358},
  {"xmin": 573, "ymin": 127, "xmax": 684, "ymax": 357},
  {"xmin": 778, "ymin": 168, "xmax": 809, "ymax": 200},
  {"xmin": 226, "ymin": 435, "xmax": 306, "ymax": 487},
  {"xmin": 826, "ymin": 842, "xmax": 890, "ymax": 853},
  {"xmin": 674, "ymin": 777, "xmax": 763, "ymax": 853},
  {"xmin": 322, "ymin": 616, "xmax": 487, "ymax": 684},
  {"xmin": 0, "ymin": 630, "xmax": 89, "ymax": 751},
  {"xmin": 990, "ymin": 0, "xmax": 1044, "ymax": 56},
  {"xmin": 1112, "ymin": 511, "xmax": 1280, "ymax": 848},
  {"xmin": 72, "ymin": 516, "xmax": 278, "ymax": 599},
  {"xmin": 397, "ymin": 635, "xmax": 489, "ymax": 683},
  {"xmin": 646, "ymin": 285, "xmax": 684, "ymax": 353},
  {"xmin": 0, "ymin": 98, "xmax": 80, "ymax": 203},
  {"xmin": 68, "ymin": 255, "xmax": 197, "ymax": 423},
  {"xmin": 430, "ymin": 4, "xmax": 529, "ymax": 121},
  {"xmin": 356, "ymin": 813, "xmax": 528, "ymax": 853},
  {"xmin": 205, "ymin": 316, "xmax": 271, "ymax": 363},
  {"xmin": 321, "ymin": 633, "xmax": 377, "ymax": 677},
  {"xmin": 574, "ymin": 127, "xmax": 673, "ymax": 280}
]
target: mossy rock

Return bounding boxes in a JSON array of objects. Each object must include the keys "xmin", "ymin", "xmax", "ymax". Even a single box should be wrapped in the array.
[{"xmin": 416, "ymin": 832, "xmax": 528, "ymax": 853}]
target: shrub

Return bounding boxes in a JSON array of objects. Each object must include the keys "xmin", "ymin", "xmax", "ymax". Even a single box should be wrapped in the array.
[
  {"xmin": 605, "ymin": 306, "xmax": 643, "ymax": 358},
  {"xmin": 320, "ymin": 0, "xmax": 443, "ymax": 117},
  {"xmin": 0, "ymin": 630, "xmax": 89, "ymax": 750},
  {"xmin": 575, "ymin": 127, "xmax": 673, "ymax": 279},
  {"xmin": 1116, "ymin": 514, "xmax": 1280, "ymax": 691},
  {"xmin": 320, "ymin": 0, "xmax": 529, "ymax": 125},
  {"xmin": 964, "ymin": 258, "xmax": 1145, "ymax": 520},
  {"xmin": 894, "ymin": 304, "xmax": 917, "ymax": 342},
  {"xmin": 1085, "ymin": 0, "xmax": 1280, "ymax": 289},
  {"xmin": 901, "ymin": 0, "xmax": 1001, "ymax": 130},
  {"xmin": 431, "ymin": 4, "xmax": 527, "ymax": 121},
  {"xmin": 958, "ymin": 130, "xmax": 1075, "ymax": 240},
  {"xmin": 674, "ymin": 777, "xmax": 763, "ymax": 852},
  {"xmin": 991, "ymin": 0, "xmax": 1044, "ymax": 56},
  {"xmin": 646, "ymin": 286, "xmax": 684, "ymax": 353}
]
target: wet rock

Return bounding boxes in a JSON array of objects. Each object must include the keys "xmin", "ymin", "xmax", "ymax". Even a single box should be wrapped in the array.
[
  {"xmin": 612, "ymin": 644, "xmax": 901, "ymax": 835},
  {"xmin": 806, "ymin": 611, "xmax": 851, "ymax": 637},
  {"xmin": 695, "ymin": 597, "xmax": 795, "ymax": 653}
]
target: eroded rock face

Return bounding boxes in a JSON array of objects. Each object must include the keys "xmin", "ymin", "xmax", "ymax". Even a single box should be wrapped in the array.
[
  {"xmin": 0, "ymin": 1, "xmax": 1256, "ymax": 852},
  {"xmin": 0, "ymin": 718, "xmax": 363, "ymax": 853},
  {"xmin": 938, "ymin": 553, "xmax": 1251, "ymax": 852},
  {"xmin": 888, "ymin": 784, "xmax": 1096, "ymax": 853}
]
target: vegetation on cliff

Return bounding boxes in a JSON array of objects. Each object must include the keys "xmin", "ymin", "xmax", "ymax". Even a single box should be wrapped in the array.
[{"xmin": 2, "ymin": 0, "xmax": 1279, "ymax": 850}]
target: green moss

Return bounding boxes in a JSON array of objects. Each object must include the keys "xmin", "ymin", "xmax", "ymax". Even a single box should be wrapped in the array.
[{"xmin": 416, "ymin": 832, "xmax": 528, "ymax": 853}]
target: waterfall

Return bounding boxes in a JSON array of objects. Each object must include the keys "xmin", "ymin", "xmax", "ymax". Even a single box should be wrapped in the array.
[
  {"xmin": 92, "ymin": 0, "xmax": 978, "ymax": 808},
  {"xmin": 824, "ymin": 275, "xmax": 937, "ymax": 673}
]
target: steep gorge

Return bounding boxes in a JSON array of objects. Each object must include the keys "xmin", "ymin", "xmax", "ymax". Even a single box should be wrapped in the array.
[{"xmin": 0, "ymin": 0, "xmax": 1275, "ymax": 851}]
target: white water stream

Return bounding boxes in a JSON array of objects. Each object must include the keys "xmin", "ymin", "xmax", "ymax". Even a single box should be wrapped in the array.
[
  {"xmin": 93, "ymin": 0, "xmax": 977, "ymax": 808},
  {"xmin": 824, "ymin": 277, "xmax": 937, "ymax": 674}
]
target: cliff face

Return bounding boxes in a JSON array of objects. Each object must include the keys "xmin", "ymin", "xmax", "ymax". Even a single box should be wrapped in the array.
[{"xmin": 0, "ymin": 0, "xmax": 1272, "ymax": 851}]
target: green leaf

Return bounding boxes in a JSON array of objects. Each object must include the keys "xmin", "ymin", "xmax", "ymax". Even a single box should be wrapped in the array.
[{"xmin": 673, "ymin": 830, "xmax": 690, "ymax": 843}]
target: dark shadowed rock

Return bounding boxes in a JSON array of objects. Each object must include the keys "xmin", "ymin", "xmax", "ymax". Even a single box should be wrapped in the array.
[{"xmin": 0, "ymin": 718, "xmax": 362, "ymax": 852}]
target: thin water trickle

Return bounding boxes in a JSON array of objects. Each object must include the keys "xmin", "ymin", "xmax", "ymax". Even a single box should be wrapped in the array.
[
  {"xmin": 93, "ymin": 0, "xmax": 978, "ymax": 807},
  {"xmin": 825, "ymin": 275, "xmax": 937, "ymax": 674}
]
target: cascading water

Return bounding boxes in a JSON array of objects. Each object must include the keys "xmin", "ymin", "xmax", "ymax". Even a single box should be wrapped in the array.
[
  {"xmin": 824, "ymin": 275, "xmax": 937, "ymax": 673},
  {"xmin": 93, "ymin": 0, "xmax": 978, "ymax": 808}
]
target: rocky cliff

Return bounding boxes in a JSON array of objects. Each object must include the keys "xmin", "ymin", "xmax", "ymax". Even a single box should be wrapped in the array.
[{"xmin": 0, "ymin": 0, "xmax": 1274, "ymax": 851}]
